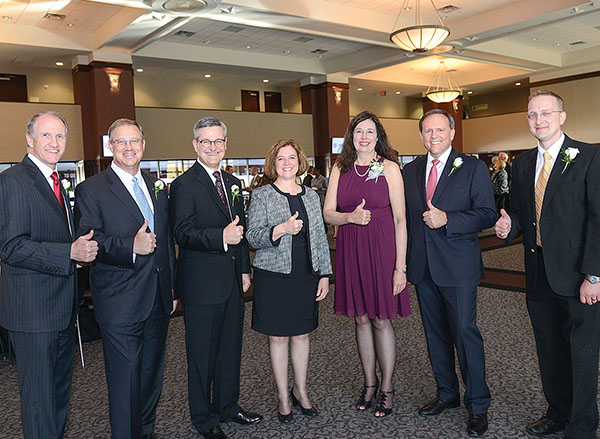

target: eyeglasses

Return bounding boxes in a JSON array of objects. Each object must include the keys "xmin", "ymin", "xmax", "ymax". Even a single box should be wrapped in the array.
[
  {"xmin": 197, "ymin": 139, "xmax": 225, "ymax": 148},
  {"xmin": 526, "ymin": 110, "xmax": 562, "ymax": 120},
  {"xmin": 354, "ymin": 128, "xmax": 377, "ymax": 136},
  {"xmin": 113, "ymin": 138, "xmax": 142, "ymax": 147}
]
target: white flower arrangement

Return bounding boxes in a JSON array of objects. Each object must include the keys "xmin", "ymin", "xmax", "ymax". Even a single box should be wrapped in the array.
[
  {"xmin": 153, "ymin": 180, "xmax": 166, "ymax": 199},
  {"xmin": 560, "ymin": 147, "xmax": 579, "ymax": 174},
  {"xmin": 61, "ymin": 179, "xmax": 72, "ymax": 193},
  {"xmin": 365, "ymin": 157, "xmax": 385, "ymax": 183},
  {"xmin": 231, "ymin": 184, "xmax": 241, "ymax": 203},
  {"xmin": 448, "ymin": 157, "xmax": 463, "ymax": 176}
]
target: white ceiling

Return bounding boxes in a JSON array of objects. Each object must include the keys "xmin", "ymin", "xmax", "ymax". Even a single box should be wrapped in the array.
[{"xmin": 0, "ymin": 0, "xmax": 598, "ymax": 96}]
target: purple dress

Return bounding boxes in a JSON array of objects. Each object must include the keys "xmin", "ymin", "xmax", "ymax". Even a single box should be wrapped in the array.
[{"xmin": 334, "ymin": 162, "xmax": 411, "ymax": 319}]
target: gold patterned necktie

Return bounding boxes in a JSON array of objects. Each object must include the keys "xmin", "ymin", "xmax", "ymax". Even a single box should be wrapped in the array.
[{"xmin": 535, "ymin": 152, "xmax": 552, "ymax": 246}]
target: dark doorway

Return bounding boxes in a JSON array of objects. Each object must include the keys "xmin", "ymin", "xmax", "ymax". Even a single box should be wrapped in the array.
[
  {"xmin": 241, "ymin": 90, "xmax": 259, "ymax": 112},
  {"xmin": 264, "ymin": 91, "xmax": 282, "ymax": 113},
  {"xmin": 0, "ymin": 74, "xmax": 27, "ymax": 102}
]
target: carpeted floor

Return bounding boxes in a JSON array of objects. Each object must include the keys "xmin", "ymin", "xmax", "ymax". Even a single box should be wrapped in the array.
[{"xmin": 1, "ymin": 244, "xmax": 596, "ymax": 438}]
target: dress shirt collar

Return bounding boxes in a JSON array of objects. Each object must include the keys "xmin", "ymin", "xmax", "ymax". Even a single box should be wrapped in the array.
[
  {"xmin": 27, "ymin": 153, "xmax": 56, "ymax": 183},
  {"xmin": 427, "ymin": 146, "xmax": 452, "ymax": 168},
  {"xmin": 537, "ymin": 132, "xmax": 564, "ymax": 162},
  {"xmin": 197, "ymin": 159, "xmax": 223, "ymax": 184},
  {"xmin": 111, "ymin": 162, "xmax": 143, "ymax": 187}
]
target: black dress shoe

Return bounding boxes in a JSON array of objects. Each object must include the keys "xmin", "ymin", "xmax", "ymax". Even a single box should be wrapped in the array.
[
  {"xmin": 467, "ymin": 413, "xmax": 488, "ymax": 437},
  {"xmin": 291, "ymin": 388, "xmax": 319, "ymax": 416},
  {"xmin": 201, "ymin": 425, "xmax": 227, "ymax": 439},
  {"xmin": 525, "ymin": 416, "xmax": 565, "ymax": 436},
  {"xmin": 418, "ymin": 397, "xmax": 460, "ymax": 416},
  {"xmin": 278, "ymin": 410, "xmax": 293, "ymax": 424},
  {"xmin": 226, "ymin": 408, "xmax": 263, "ymax": 425}
]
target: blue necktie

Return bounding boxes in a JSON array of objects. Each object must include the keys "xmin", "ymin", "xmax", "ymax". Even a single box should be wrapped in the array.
[{"xmin": 132, "ymin": 176, "xmax": 154, "ymax": 233}]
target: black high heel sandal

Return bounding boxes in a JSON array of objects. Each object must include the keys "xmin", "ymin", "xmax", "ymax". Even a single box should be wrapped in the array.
[
  {"xmin": 356, "ymin": 378, "xmax": 379, "ymax": 410},
  {"xmin": 291, "ymin": 388, "xmax": 318, "ymax": 416},
  {"xmin": 374, "ymin": 388, "xmax": 394, "ymax": 418}
]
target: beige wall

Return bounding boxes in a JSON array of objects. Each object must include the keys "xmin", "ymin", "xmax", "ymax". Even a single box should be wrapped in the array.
[
  {"xmin": 0, "ymin": 102, "xmax": 83, "ymax": 162},
  {"xmin": 463, "ymin": 112, "xmax": 533, "ymax": 153},
  {"xmin": 0, "ymin": 66, "xmax": 74, "ymax": 104},
  {"xmin": 136, "ymin": 107, "xmax": 313, "ymax": 159},
  {"xmin": 380, "ymin": 118, "xmax": 425, "ymax": 155},
  {"xmin": 134, "ymin": 75, "xmax": 302, "ymax": 113},
  {"xmin": 465, "ymin": 87, "xmax": 528, "ymax": 119},
  {"xmin": 349, "ymin": 89, "xmax": 422, "ymax": 119}
]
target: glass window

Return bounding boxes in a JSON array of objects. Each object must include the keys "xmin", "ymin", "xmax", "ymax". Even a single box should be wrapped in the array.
[{"xmin": 140, "ymin": 160, "xmax": 159, "ymax": 178}]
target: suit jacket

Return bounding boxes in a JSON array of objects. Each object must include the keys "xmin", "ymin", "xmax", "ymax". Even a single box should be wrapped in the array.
[
  {"xmin": 403, "ymin": 148, "xmax": 497, "ymax": 287},
  {"xmin": 247, "ymin": 184, "xmax": 332, "ymax": 276},
  {"xmin": 507, "ymin": 135, "xmax": 600, "ymax": 295},
  {"xmin": 170, "ymin": 162, "xmax": 250, "ymax": 305},
  {"xmin": 73, "ymin": 166, "xmax": 175, "ymax": 325},
  {"xmin": 0, "ymin": 156, "xmax": 76, "ymax": 332}
]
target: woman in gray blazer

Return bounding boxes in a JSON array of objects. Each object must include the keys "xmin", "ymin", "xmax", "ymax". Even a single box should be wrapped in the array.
[{"xmin": 247, "ymin": 139, "xmax": 332, "ymax": 423}]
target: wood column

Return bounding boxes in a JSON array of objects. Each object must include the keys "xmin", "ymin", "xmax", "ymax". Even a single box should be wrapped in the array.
[
  {"xmin": 72, "ymin": 61, "xmax": 136, "ymax": 177},
  {"xmin": 300, "ymin": 82, "xmax": 349, "ymax": 171},
  {"xmin": 422, "ymin": 96, "xmax": 464, "ymax": 152}
]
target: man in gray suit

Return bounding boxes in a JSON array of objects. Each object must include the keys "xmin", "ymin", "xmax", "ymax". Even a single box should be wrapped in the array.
[{"xmin": 0, "ymin": 111, "xmax": 98, "ymax": 439}]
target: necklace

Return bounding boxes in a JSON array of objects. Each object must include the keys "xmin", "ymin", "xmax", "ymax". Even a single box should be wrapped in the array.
[{"xmin": 354, "ymin": 155, "xmax": 377, "ymax": 177}]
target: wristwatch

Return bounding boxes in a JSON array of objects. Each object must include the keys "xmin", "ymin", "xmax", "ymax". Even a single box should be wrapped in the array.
[{"xmin": 585, "ymin": 274, "xmax": 600, "ymax": 284}]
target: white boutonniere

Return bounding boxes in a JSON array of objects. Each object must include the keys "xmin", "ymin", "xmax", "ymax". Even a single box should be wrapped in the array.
[
  {"xmin": 231, "ymin": 184, "xmax": 241, "ymax": 203},
  {"xmin": 61, "ymin": 178, "xmax": 73, "ymax": 194},
  {"xmin": 153, "ymin": 180, "xmax": 166, "ymax": 199},
  {"xmin": 448, "ymin": 157, "xmax": 463, "ymax": 176},
  {"xmin": 560, "ymin": 147, "xmax": 579, "ymax": 174},
  {"xmin": 365, "ymin": 157, "xmax": 385, "ymax": 183}
]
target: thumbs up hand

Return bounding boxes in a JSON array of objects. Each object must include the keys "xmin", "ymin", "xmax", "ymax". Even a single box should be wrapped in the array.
[
  {"xmin": 494, "ymin": 208, "xmax": 512, "ymax": 239},
  {"xmin": 134, "ymin": 220, "xmax": 157, "ymax": 255},
  {"xmin": 224, "ymin": 215, "xmax": 244, "ymax": 245},
  {"xmin": 349, "ymin": 199, "xmax": 371, "ymax": 226},
  {"xmin": 423, "ymin": 200, "xmax": 447, "ymax": 229},
  {"xmin": 282, "ymin": 211, "xmax": 303, "ymax": 236},
  {"xmin": 71, "ymin": 229, "xmax": 99, "ymax": 263}
]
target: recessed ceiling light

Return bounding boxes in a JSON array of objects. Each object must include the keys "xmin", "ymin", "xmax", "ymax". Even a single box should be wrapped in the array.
[
  {"xmin": 136, "ymin": 68, "xmax": 144, "ymax": 72},
  {"xmin": 283, "ymin": 50, "xmax": 290, "ymax": 54},
  {"xmin": 553, "ymin": 42, "xmax": 560, "ymax": 47},
  {"xmin": 67, "ymin": 23, "xmax": 74, "ymax": 27},
  {"xmin": 515, "ymin": 82, "xmax": 521, "ymax": 86},
  {"xmin": 3, "ymin": 15, "xmax": 12, "ymax": 20},
  {"xmin": 55, "ymin": 61, "xmax": 64, "ymax": 66},
  {"xmin": 532, "ymin": 37, "xmax": 537, "ymax": 41},
  {"xmin": 246, "ymin": 45, "xmax": 252, "ymax": 49},
  {"xmin": 395, "ymin": 91, "xmax": 401, "ymax": 95},
  {"xmin": 263, "ymin": 79, "xmax": 269, "ymax": 83},
  {"xmin": 203, "ymin": 40, "xmax": 211, "ymax": 44},
  {"xmin": 357, "ymin": 88, "xmax": 363, "ymax": 91},
  {"xmin": 467, "ymin": 91, "xmax": 473, "ymax": 95},
  {"xmin": 204, "ymin": 74, "xmax": 211, "ymax": 78}
]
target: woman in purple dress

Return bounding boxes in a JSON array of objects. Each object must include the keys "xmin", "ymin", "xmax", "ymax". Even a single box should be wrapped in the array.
[{"xmin": 323, "ymin": 111, "xmax": 411, "ymax": 418}]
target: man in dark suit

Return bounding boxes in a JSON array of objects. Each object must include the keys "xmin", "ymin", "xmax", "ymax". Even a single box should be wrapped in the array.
[
  {"xmin": 170, "ymin": 117, "xmax": 261, "ymax": 439},
  {"xmin": 403, "ymin": 109, "xmax": 497, "ymax": 437},
  {"xmin": 0, "ymin": 111, "xmax": 98, "ymax": 439},
  {"xmin": 74, "ymin": 118, "xmax": 176, "ymax": 439},
  {"xmin": 495, "ymin": 90, "xmax": 600, "ymax": 439}
]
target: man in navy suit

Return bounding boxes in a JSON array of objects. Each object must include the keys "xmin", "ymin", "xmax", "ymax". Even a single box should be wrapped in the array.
[
  {"xmin": 0, "ymin": 111, "xmax": 98, "ymax": 438},
  {"xmin": 403, "ymin": 109, "xmax": 497, "ymax": 437},
  {"xmin": 170, "ymin": 117, "xmax": 261, "ymax": 439},
  {"xmin": 495, "ymin": 90, "xmax": 600, "ymax": 438},
  {"xmin": 74, "ymin": 118, "xmax": 176, "ymax": 439}
]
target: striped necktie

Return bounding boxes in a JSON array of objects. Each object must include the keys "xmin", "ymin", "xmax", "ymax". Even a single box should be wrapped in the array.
[{"xmin": 535, "ymin": 152, "xmax": 552, "ymax": 246}]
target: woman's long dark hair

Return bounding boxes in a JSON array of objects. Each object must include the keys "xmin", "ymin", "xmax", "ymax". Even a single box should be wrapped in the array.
[{"xmin": 336, "ymin": 111, "xmax": 399, "ymax": 174}]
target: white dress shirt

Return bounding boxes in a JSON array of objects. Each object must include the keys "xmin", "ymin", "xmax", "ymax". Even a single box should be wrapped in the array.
[
  {"xmin": 535, "ymin": 132, "xmax": 564, "ymax": 185},
  {"xmin": 425, "ymin": 146, "xmax": 453, "ymax": 189}
]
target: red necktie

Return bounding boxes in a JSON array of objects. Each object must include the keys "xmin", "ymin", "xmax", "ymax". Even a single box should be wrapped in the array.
[
  {"xmin": 50, "ymin": 172, "xmax": 67, "ymax": 220},
  {"xmin": 213, "ymin": 171, "xmax": 228, "ymax": 207},
  {"xmin": 426, "ymin": 159, "xmax": 440, "ymax": 201}
]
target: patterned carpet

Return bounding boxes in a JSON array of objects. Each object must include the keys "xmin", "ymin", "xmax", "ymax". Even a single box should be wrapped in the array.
[{"xmin": 1, "ymin": 245, "xmax": 597, "ymax": 438}]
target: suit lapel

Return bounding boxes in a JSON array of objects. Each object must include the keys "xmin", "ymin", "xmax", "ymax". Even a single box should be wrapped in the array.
[
  {"xmin": 415, "ymin": 155, "xmax": 427, "ymax": 208},
  {"xmin": 105, "ymin": 167, "xmax": 145, "ymax": 226},
  {"xmin": 432, "ymin": 148, "xmax": 457, "ymax": 204},
  {"xmin": 542, "ymin": 137, "xmax": 571, "ymax": 213},
  {"xmin": 142, "ymin": 171, "xmax": 160, "ymax": 230},
  {"xmin": 23, "ymin": 157, "xmax": 71, "ymax": 235},
  {"xmin": 192, "ymin": 163, "xmax": 230, "ymax": 219}
]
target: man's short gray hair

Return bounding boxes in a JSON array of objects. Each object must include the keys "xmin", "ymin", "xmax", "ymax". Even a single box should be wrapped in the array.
[
  {"xmin": 107, "ymin": 118, "xmax": 144, "ymax": 142},
  {"xmin": 27, "ymin": 111, "xmax": 69, "ymax": 138},
  {"xmin": 419, "ymin": 109, "xmax": 455, "ymax": 132},
  {"xmin": 193, "ymin": 117, "xmax": 227, "ymax": 139}
]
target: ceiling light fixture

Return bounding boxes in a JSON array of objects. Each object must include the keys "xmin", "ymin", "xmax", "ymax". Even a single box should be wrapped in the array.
[
  {"xmin": 136, "ymin": 68, "xmax": 144, "ymax": 72},
  {"xmin": 204, "ymin": 74, "xmax": 211, "ymax": 78},
  {"xmin": 263, "ymin": 79, "xmax": 269, "ymax": 83},
  {"xmin": 426, "ymin": 60, "xmax": 461, "ymax": 103},
  {"xmin": 515, "ymin": 82, "xmax": 521, "ymax": 86},
  {"xmin": 55, "ymin": 61, "xmax": 64, "ymax": 66},
  {"xmin": 357, "ymin": 88, "xmax": 363, "ymax": 91},
  {"xmin": 395, "ymin": 91, "xmax": 402, "ymax": 95},
  {"xmin": 467, "ymin": 91, "xmax": 473, "ymax": 95},
  {"xmin": 2, "ymin": 15, "xmax": 12, "ymax": 20},
  {"xmin": 390, "ymin": 0, "xmax": 450, "ymax": 53}
]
